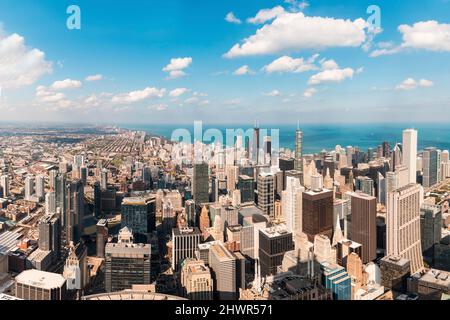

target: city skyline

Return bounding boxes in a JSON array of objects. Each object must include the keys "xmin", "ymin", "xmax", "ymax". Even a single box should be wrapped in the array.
[{"xmin": 0, "ymin": 0, "xmax": 449, "ymax": 124}]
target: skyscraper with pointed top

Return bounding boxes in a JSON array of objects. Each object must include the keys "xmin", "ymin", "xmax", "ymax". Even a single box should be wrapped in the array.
[{"xmin": 295, "ymin": 122, "xmax": 303, "ymax": 173}]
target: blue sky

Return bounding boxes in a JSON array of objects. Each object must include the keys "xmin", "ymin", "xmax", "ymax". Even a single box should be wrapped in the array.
[{"xmin": 0, "ymin": 0, "xmax": 449, "ymax": 124}]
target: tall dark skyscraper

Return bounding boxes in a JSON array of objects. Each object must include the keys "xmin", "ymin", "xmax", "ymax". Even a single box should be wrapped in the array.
[
  {"xmin": 66, "ymin": 180, "xmax": 84, "ymax": 244},
  {"xmin": 55, "ymin": 173, "xmax": 67, "ymax": 226},
  {"xmin": 259, "ymin": 226, "xmax": 294, "ymax": 277},
  {"xmin": 423, "ymin": 147, "xmax": 438, "ymax": 188},
  {"xmin": 252, "ymin": 122, "xmax": 260, "ymax": 164},
  {"xmin": 350, "ymin": 192, "xmax": 377, "ymax": 263},
  {"xmin": 302, "ymin": 189, "xmax": 333, "ymax": 242},
  {"xmin": 294, "ymin": 127, "xmax": 303, "ymax": 173},
  {"xmin": 38, "ymin": 214, "xmax": 61, "ymax": 262},
  {"xmin": 192, "ymin": 162, "xmax": 209, "ymax": 205},
  {"xmin": 237, "ymin": 175, "xmax": 254, "ymax": 203},
  {"xmin": 121, "ymin": 196, "xmax": 156, "ymax": 243},
  {"xmin": 93, "ymin": 181, "xmax": 102, "ymax": 218}
]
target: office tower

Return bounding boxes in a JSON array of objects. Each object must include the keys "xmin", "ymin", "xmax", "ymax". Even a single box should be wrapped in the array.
[
  {"xmin": 49, "ymin": 169, "xmax": 58, "ymax": 191},
  {"xmin": 395, "ymin": 165, "xmax": 409, "ymax": 188},
  {"xmin": 211, "ymin": 175, "xmax": 219, "ymax": 203},
  {"xmin": 0, "ymin": 175, "xmax": 9, "ymax": 197},
  {"xmin": 350, "ymin": 192, "xmax": 377, "ymax": 263},
  {"xmin": 55, "ymin": 173, "xmax": 67, "ymax": 226},
  {"xmin": 259, "ymin": 225, "xmax": 294, "ymax": 276},
  {"xmin": 302, "ymin": 189, "xmax": 333, "ymax": 242},
  {"xmin": 252, "ymin": 123, "xmax": 260, "ymax": 164},
  {"xmin": 294, "ymin": 128, "xmax": 303, "ymax": 172},
  {"xmin": 285, "ymin": 169, "xmax": 303, "ymax": 189},
  {"xmin": 442, "ymin": 150, "xmax": 450, "ymax": 178},
  {"xmin": 226, "ymin": 165, "xmax": 238, "ymax": 191},
  {"xmin": 35, "ymin": 175, "xmax": 45, "ymax": 200},
  {"xmin": 420, "ymin": 204, "xmax": 442, "ymax": 255},
  {"xmin": 391, "ymin": 144, "xmax": 402, "ymax": 172},
  {"xmin": 93, "ymin": 182, "xmax": 101, "ymax": 218},
  {"xmin": 382, "ymin": 141, "xmax": 390, "ymax": 158},
  {"xmin": 314, "ymin": 234, "xmax": 333, "ymax": 264},
  {"xmin": 199, "ymin": 206, "xmax": 210, "ymax": 232},
  {"xmin": 185, "ymin": 199, "xmax": 196, "ymax": 227},
  {"xmin": 378, "ymin": 172, "xmax": 386, "ymax": 205},
  {"xmin": 80, "ymin": 166, "xmax": 87, "ymax": 185},
  {"xmin": 96, "ymin": 219, "xmax": 108, "ymax": 258},
  {"xmin": 121, "ymin": 197, "xmax": 156, "ymax": 243},
  {"xmin": 172, "ymin": 227, "xmax": 202, "ymax": 271},
  {"xmin": 346, "ymin": 146, "xmax": 353, "ymax": 167},
  {"xmin": 180, "ymin": 258, "xmax": 213, "ymax": 300},
  {"xmin": 402, "ymin": 129, "xmax": 418, "ymax": 184},
  {"xmin": 423, "ymin": 147, "xmax": 438, "ymax": 188},
  {"xmin": 38, "ymin": 214, "xmax": 61, "ymax": 262},
  {"xmin": 45, "ymin": 191, "xmax": 56, "ymax": 215},
  {"xmin": 193, "ymin": 162, "xmax": 209, "ymax": 205},
  {"xmin": 336, "ymin": 239, "xmax": 362, "ymax": 266},
  {"xmin": 355, "ymin": 176, "xmax": 374, "ymax": 196},
  {"xmin": 311, "ymin": 173, "xmax": 323, "ymax": 191},
  {"xmin": 387, "ymin": 183, "xmax": 424, "ymax": 274},
  {"xmin": 237, "ymin": 175, "xmax": 254, "ymax": 203},
  {"xmin": 66, "ymin": 180, "xmax": 84, "ymax": 244},
  {"xmin": 63, "ymin": 242, "xmax": 89, "ymax": 291},
  {"xmin": 15, "ymin": 270, "xmax": 66, "ymax": 300},
  {"xmin": 282, "ymin": 176, "xmax": 304, "ymax": 235},
  {"xmin": 105, "ymin": 227, "xmax": 151, "ymax": 292},
  {"xmin": 24, "ymin": 175, "xmax": 34, "ymax": 201},
  {"xmin": 100, "ymin": 168, "xmax": 108, "ymax": 189},
  {"xmin": 263, "ymin": 136, "xmax": 272, "ymax": 159},
  {"xmin": 257, "ymin": 173, "xmax": 275, "ymax": 217},
  {"xmin": 320, "ymin": 263, "xmax": 352, "ymax": 300},
  {"xmin": 380, "ymin": 255, "xmax": 411, "ymax": 293},
  {"xmin": 209, "ymin": 242, "xmax": 242, "ymax": 300}
]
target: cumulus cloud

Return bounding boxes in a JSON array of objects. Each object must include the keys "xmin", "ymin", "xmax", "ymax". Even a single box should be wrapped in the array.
[
  {"xmin": 264, "ymin": 90, "xmax": 281, "ymax": 96},
  {"xmin": 308, "ymin": 68, "xmax": 354, "ymax": 85},
  {"xmin": 303, "ymin": 87, "xmax": 317, "ymax": 98},
  {"xmin": 51, "ymin": 79, "xmax": 82, "ymax": 90},
  {"xmin": 112, "ymin": 87, "xmax": 166, "ymax": 104},
  {"xmin": 35, "ymin": 85, "xmax": 74, "ymax": 109},
  {"xmin": 169, "ymin": 87, "xmax": 189, "ymax": 97},
  {"xmin": 225, "ymin": 12, "xmax": 241, "ymax": 24},
  {"xmin": 233, "ymin": 65, "xmax": 253, "ymax": 76},
  {"xmin": 395, "ymin": 78, "xmax": 434, "ymax": 90},
  {"xmin": 371, "ymin": 21, "xmax": 450, "ymax": 57},
  {"xmin": 262, "ymin": 55, "xmax": 318, "ymax": 73},
  {"xmin": 247, "ymin": 6, "xmax": 286, "ymax": 24},
  {"xmin": 162, "ymin": 57, "xmax": 192, "ymax": 79},
  {"xmin": 0, "ymin": 29, "xmax": 52, "ymax": 89},
  {"xmin": 225, "ymin": 12, "xmax": 367, "ymax": 58},
  {"xmin": 85, "ymin": 74, "xmax": 103, "ymax": 81}
]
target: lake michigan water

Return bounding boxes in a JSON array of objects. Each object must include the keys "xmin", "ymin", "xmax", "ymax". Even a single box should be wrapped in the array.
[{"xmin": 121, "ymin": 123, "xmax": 450, "ymax": 155}]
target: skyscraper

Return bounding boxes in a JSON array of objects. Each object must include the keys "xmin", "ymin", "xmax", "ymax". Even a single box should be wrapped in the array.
[
  {"xmin": 387, "ymin": 183, "xmax": 424, "ymax": 274},
  {"xmin": 38, "ymin": 214, "xmax": 61, "ymax": 262},
  {"xmin": 423, "ymin": 147, "xmax": 438, "ymax": 188},
  {"xmin": 350, "ymin": 192, "xmax": 377, "ymax": 263},
  {"xmin": 0, "ymin": 175, "xmax": 9, "ymax": 197},
  {"xmin": 237, "ymin": 175, "xmax": 254, "ymax": 204},
  {"xmin": 121, "ymin": 197, "xmax": 156, "ymax": 243},
  {"xmin": 402, "ymin": 129, "xmax": 418, "ymax": 184},
  {"xmin": 302, "ymin": 188, "xmax": 334, "ymax": 242},
  {"xmin": 24, "ymin": 175, "xmax": 34, "ymax": 201},
  {"xmin": 257, "ymin": 173, "xmax": 275, "ymax": 217},
  {"xmin": 66, "ymin": 180, "xmax": 84, "ymax": 244},
  {"xmin": 180, "ymin": 258, "xmax": 213, "ymax": 300},
  {"xmin": 252, "ymin": 123, "xmax": 260, "ymax": 164},
  {"xmin": 172, "ymin": 227, "xmax": 202, "ymax": 271},
  {"xmin": 192, "ymin": 162, "xmax": 209, "ymax": 205},
  {"xmin": 45, "ymin": 191, "xmax": 56, "ymax": 215},
  {"xmin": 282, "ymin": 176, "xmax": 304, "ymax": 235},
  {"xmin": 35, "ymin": 174, "xmax": 45, "ymax": 200},
  {"xmin": 55, "ymin": 173, "xmax": 67, "ymax": 226},
  {"xmin": 294, "ymin": 127, "xmax": 303, "ymax": 173},
  {"xmin": 259, "ymin": 225, "xmax": 294, "ymax": 276}
]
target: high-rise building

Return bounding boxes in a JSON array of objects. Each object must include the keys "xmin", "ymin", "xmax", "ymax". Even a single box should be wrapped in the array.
[
  {"xmin": 209, "ymin": 242, "xmax": 242, "ymax": 300},
  {"xmin": 0, "ymin": 175, "xmax": 9, "ymax": 197},
  {"xmin": 192, "ymin": 162, "xmax": 209, "ymax": 205},
  {"xmin": 101, "ymin": 169, "xmax": 108, "ymax": 189},
  {"xmin": 423, "ymin": 147, "xmax": 439, "ymax": 188},
  {"xmin": 259, "ymin": 224, "xmax": 294, "ymax": 276},
  {"xmin": 45, "ymin": 191, "xmax": 56, "ymax": 215},
  {"xmin": 105, "ymin": 227, "xmax": 151, "ymax": 292},
  {"xmin": 180, "ymin": 258, "xmax": 213, "ymax": 300},
  {"xmin": 420, "ymin": 204, "xmax": 442, "ymax": 255},
  {"xmin": 35, "ymin": 175, "xmax": 45, "ymax": 200},
  {"xmin": 302, "ymin": 188, "xmax": 333, "ymax": 242},
  {"xmin": 350, "ymin": 192, "xmax": 377, "ymax": 263},
  {"xmin": 15, "ymin": 270, "xmax": 66, "ymax": 300},
  {"xmin": 49, "ymin": 170, "xmax": 58, "ymax": 191},
  {"xmin": 355, "ymin": 176, "xmax": 374, "ymax": 196},
  {"xmin": 237, "ymin": 175, "xmax": 254, "ymax": 203},
  {"xmin": 387, "ymin": 183, "xmax": 424, "ymax": 274},
  {"xmin": 66, "ymin": 180, "xmax": 84, "ymax": 244},
  {"xmin": 252, "ymin": 124, "xmax": 260, "ymax": 164},
  {"xmin": 281, "ymin": 176, "xmax": 304, "ymax": 235},
  {"xmin": 121, "ymin": 197, "xmax": 156, "ymax": 243},
  {"xmin": 226, "ymin": 165, "xmax": 238, "ymax": 191},
  {"xmin": 55, "ymin": 173, "xmax": 67, "ymax": 226},
  {"xmin": 38, "ymin": 214, "xmax": 61, "ymax": 262},
  {"xmin": 63, "ymin": 242, "xmax": 89, "ymax": 291},
  {"xmin": 24, "ymin": 175, "xmax": 34, "ymax": 201},
  {"xmin": 402, "ymin": 129, "xmax": 418, "ymax": 184},
  {"xmin": 172, "ymin": 227, "xmax": 202, "ymax": 271},
  {"xmin": 96, "ymin": 219, "xmax": 108, "ymax": 258},
  {"xmin": 294, "ymin": 128, "xmax": 303, "ymax": 173},
  {"xmin": 320, "ymin": 262, "xmax": 351, "ymax": 300},
  {"xmin": 257, "ymin": 173, "xmax": 275, "ymax": 217}
]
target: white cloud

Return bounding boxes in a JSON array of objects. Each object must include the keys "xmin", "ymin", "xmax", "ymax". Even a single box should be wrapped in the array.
[
  {"xmin": 85, "ymin": 74, "xmax": 103, "ymax": 81},
  {"xmin": 285, "ymin": 0, "xmax": 309, "ymax": 11},
  {"xmin": 303, "ymin": 87, "xmax": 317, "ymax": 98},
  {"xmin": 233, "ymin": 65, "xmax": 253, "ymax": 76},
  {"xmin": 308, "ymin": 68, "xmax": 354, "ymax": 85},
  {"xmin": 371, "ymin": 21, "xmax": 450, "ymax": 57},
  {"xmin": 225, "ymin": 12, "xmax": 367, "ymax": 58},
  {"xmin": 225, "ymin": 12, "xmax": 241, "ymax": 24},
  {"xmin": 184, "ymin": 96, "xmax": 210, "ymax": 106},
  {"xmin": 169, "ymin": 87, "xmax": 189, "ymax": 97},
  {"xmin": 162, "ymin": 57, "xmax": 192, "ymax": 79},
  {"xmin": 262, "ymin": 55, "xmax": 317, "ymax": 73},
  {"xmin": 320, "ymin": 59, "xmax": 339, "ymax": 70},
  {"xmin": 0, "ymin": 30, "xmax": 52, "ymax": 89},
  {"xmin": 395, "ymin": 78, "xmax": 434, "ymax": 90},
  {"xmin": 112, "ymin": 87, "xmax": 166, "ymax": 104},
  {"xmin": 264, "ymin": 90, "xmax": 281, "ymax": 96},
  {"xmin": 148, "ymin": 104, "xmax": 168, "ymax": 111},
  {"xmin": 247, "ymin": 6, "xmax": 286, "ymax": 24},
  {"xmin": 51, "ymin": 79, "xmax": 82, "ymax": 90}
]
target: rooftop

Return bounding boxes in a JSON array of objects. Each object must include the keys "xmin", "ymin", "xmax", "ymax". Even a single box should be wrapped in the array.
[{"xmin": 15, "ymin": 269, "xmax": 66, "ymax": 289}]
